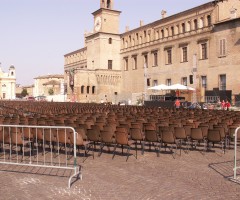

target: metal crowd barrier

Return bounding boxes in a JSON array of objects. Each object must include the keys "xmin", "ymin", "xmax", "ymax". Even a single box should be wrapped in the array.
[
  {"xmin": 0, "ymin": 125, "xmax": 81, "ymax": 188},
  {"xmin": 232, "ymin": 127, "xmax": 240, "ymax": 184}
]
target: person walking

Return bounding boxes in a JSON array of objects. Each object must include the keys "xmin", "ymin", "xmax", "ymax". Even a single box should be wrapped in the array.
[
  {"xmin": 174, "ymin": 98, "xmax": 181, "ymax": 109},
  {"xmin": 221, "ymin": 100, "xmax": 225, "ymax": 110},
  {"xmin": 225, "ymin": 100, "xmax": 231, "ymax": 111}
]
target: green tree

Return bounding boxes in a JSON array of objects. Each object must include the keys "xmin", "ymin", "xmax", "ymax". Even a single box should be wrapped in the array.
[
  {"xmin": 21, "ymin": 88, "xmax": 28, "ymax": 97},
  {"xmin": 48, "ymin": 88, "xmax": 54, "ymax": 95}
]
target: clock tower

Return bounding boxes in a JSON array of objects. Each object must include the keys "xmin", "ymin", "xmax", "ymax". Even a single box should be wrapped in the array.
[
  {"xmin": 92, "ymin": 0, "xmax": 121, "ymax": 34},
  {"xmin": 82, "ymin": 0, "xmax": 122, "ymax": 103}
]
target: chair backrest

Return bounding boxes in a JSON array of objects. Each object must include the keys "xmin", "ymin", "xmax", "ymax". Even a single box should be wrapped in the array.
[
  {"xmin": 174, "ymin": 127, "xmax": 186, "ymax": 139},
  {"xmin": 100, "ymin": 130, "xmax": 115, "ymax": 143},
  {"xmin": 207, "ymin": 129, "xmax": 221, "ymax": 142},
  {"xmin": 69, "ymin": 131, "xmax": 84, "ymax": 146},
  {"xmin": 131, "ymin": 122, "xmax": 142, "ymax": 129},
  {"xmin": 94, "ymin": 122, "xmax": 105, "ymax": 130},
  {"xmin": 161, "ymin": 130, "xmax": 175, "ymax": 144},
  {"xmin": 213, "ymin": 127, "xmax": 225, "ymax": 139},
  {"xmin": 130, "ymin": 128, "xmax": 144, "ymax": 141},
  {"xmin": 183, "ymin": 125, "xmax": 192, "ymax": 137},
  {"xmin": 198, "ymin": 126, "xmax": 208, "ymax": 138},
  {"xmin": 116, "ymin": 126, "xmax": 128, "ymax": 133},
  {"xmin": 10, "ymin": 127, "xmax": 24, "ymax": 145},
  {"xmin": 0, "ymin": 128, "xmax": 10, "ymax": 143},
  {"xmin": 75, "ymin": 127, "xmax": 88, "ymax": 140},
  {"xmin": 143, "ymin": 123, "xmax": 156, "ymax": 131},
  {"xmin": 54, "ymin": 128, "xmax": 71, "ymax": 144},
  {"xmin": 115, "ymin": 131, "xmax": 128, "ymax": 145},
  {"xmin": 190, "ymin": 128, "xmax": 203, "ymax": 140},
  {"xmin": 145, "ymin": 130, "xmax": 158, "ymax": 142},
  {"xmin": 22, "ymin": 127, "xmax": 33, "ymax": 139},
  {"xmin": 87, "ymin": 128, "xmax": 100, "ymax": 142},
  {"xmin": 228, "ymin": 127, "xmax": 240, "ymax": 140}
]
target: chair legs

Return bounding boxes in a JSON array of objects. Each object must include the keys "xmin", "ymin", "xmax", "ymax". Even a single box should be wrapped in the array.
[{"xmin": 112, "ymin": 144, "xmax": 133, "ymax": 161}]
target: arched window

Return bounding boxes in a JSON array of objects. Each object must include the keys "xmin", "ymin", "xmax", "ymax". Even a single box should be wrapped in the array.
[
  {"xmin": 187, "ymin": 21, "xmax": 191, "ymax": 32},
  {"xmin": 107, "ymin": 0, "xmax": 111, "ymax": 8},
  {"xmin": 81, "ymin": 86, "xmax": 84, "ymax": 94},
  {"xmin": 207, "ymin": 15, "xmax": 211, "ymax": 26},
  {"xmin": 109, "ymin": 38, "xmax": 112, "ymax": 44},
  {"xmin": 182, "ymin": 23, "xmax": 185, "ymax": 33},
  {"xmin": 11, "ymin": 72, "xmax": 14, "ymax": 76},
  {"xmin": 194, "ymin": 19, "xmax": 198, "ymax": 30},
  {"xmin": 92, "ymin": 86, "xmax": 95, "ymax": 94},
  {"xmin": 161, "ymin": 29, "xmax": 164, "ymax": 38},
  {"xmin": 171, "ymin": 27, "xmax": 174, "ymax": 36}
]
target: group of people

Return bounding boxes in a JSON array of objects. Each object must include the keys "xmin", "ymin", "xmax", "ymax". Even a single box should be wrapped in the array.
[
  {"xmin": 220, "ymin": 100, "xmax": 231, "ymax": 111},
  {"xmin": 174, "ymin": 98, "xmax": 231, "ymax": 110}
]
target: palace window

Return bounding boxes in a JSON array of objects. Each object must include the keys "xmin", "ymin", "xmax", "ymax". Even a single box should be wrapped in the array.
[
  {"xmin": 92, "ymin": 86, "xmax": 95, "ymax": 94},
  {"xmin": 153, "ymin": 52, "xmax": 158, "ymax": 66},
  {"xmin": 144, "ymin": 30, "xmax": 147, "ymax": 38},
  {"xmin": 207, "ymin": 15, "xmax": 211, "ymax": 26},
  {"xmin": 124, "ymin": 58, "xmax": 128, "ymax": 71},
  {"xmin": 81, "ymin": 86, "xmax": 85, "ymax": 94},
  {"xmin": 147, "ymin": 78, "xmax": 151, "ymax": 86},
  {"xmin": 201, "ymin": 43, "xmax": 208, "ymax": 59},
  {"xmin": 182, "ymin": 46, "xmax": 188, "ymax": 62},
  {"xmin": 153, "ymin": 80, "xmax": 158, "ymax": 87},
  {"xmin": 194, "ymin": 19, "xmax": 198, "ymax": 30},
  {"xmin": 108, "ymin": 38, "xmax": 112, "ymax": 44},
  {"xmin": 165, "ymin": 48, "xmax": 172, "ymax": 65},
  {"xmin": 182, "ymin": 77, "xmax": 187, "ymax": 86},
  {"xmin": 133, "ymin": 56, "xmax": 137, "ymax": 70},
  {"xmin": 108, "ymin": 60, "xmax": 113, "ymax": 70},
  {"xmin": 166, "ymin": 79, "xmax": 171, "ymax": 86},
  {"xmin": 201, "ymin": 76, "xmax": 207, "ymax": 89},
  {"xmin": 219, "ymin": 74, "xmax": 226, "ymax": 90},
  {"xmin": 87, "ymin": 86, "xmax": 90, "ymax": 94},
  {"xmin": 219, "ymin": 39, "xmax": 226, "ymax": 57},
  {"xmin": 171, "ymin": 26, "xmax": 174, "ymax": 36},
  {"xmin": 144, "ymin": 54, "xmax": 148, "ymax": 68},
  {"xmin": 161, "ymin": 29, "xmax": 164, "ymax": 38},
  {"xmin": 182, "ymin": 23, "xmax": 186, "ymax": 33}
]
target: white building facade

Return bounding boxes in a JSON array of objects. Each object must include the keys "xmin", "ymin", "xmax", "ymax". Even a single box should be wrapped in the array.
[{"xmin": 0, "ymin": 64, "xmax": 16, "ymax": 100}]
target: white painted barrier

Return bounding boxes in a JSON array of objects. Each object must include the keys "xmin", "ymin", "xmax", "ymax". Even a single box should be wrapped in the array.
[
  {"xmin": 0, "ymin": 125, "xmax": 81, "ymax": 188},
  {"xmin": 232, "ymin": 127, "xmax": 240, "ymax": 184}
]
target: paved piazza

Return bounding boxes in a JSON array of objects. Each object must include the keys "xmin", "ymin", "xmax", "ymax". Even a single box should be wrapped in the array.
[{"xmin": 0, "ymin": 146, "xmax": 239, "ymax": 200}]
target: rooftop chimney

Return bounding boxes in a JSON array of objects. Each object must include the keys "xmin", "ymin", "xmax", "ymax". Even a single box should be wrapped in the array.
[{"xmin": 140, "ymin": 20, "xmax": 144, "ymax": 27}]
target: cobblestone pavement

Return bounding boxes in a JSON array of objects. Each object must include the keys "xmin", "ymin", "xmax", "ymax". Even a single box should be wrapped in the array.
[{"xmin": 0, "ymin": 146, "xmax": 240, "ymax": 200}]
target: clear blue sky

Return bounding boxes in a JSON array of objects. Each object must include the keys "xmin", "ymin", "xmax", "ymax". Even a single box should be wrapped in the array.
[{"xmin": 0, "ymin": 0, "xmax": 212, "ymax": 86}]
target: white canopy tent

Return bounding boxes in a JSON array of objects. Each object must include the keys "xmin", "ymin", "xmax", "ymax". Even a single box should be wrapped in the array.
[
  {"xmin": 168, "ymin": 84, "xmax": 195, "ymax": 91},
  {"xmin": 147, "ymin": 84, "xmax": 170, "ymax": 90}
]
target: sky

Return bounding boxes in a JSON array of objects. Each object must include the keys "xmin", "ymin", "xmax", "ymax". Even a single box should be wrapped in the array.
[{"xmin": 0, "ymin": 0, "xmax": 212, "ymax": 86}]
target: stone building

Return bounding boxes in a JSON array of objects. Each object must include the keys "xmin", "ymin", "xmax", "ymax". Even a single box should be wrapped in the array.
[
  {"xmin": 15, "ymin": 84, "xmax": 34, "ymax": 98},
  {"xmin": 0, "ymin": 63, "xmax": 16, "ymax": 99},
  {"xmin": 33, "ymin": 74, "xmax": 64, "ymax": 97},
  {"xmin": 64, "ymin": 0, "xmax": 240, "ymax": 104}
]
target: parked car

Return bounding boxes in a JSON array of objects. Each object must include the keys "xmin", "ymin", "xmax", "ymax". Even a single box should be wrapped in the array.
[
  {"xmin": 24, "ymin": 96, "xmax": 35, "ymax": 101},
  {"xmin": 35, "ymin": 96, "xmax": 47, "ymax": 101}
]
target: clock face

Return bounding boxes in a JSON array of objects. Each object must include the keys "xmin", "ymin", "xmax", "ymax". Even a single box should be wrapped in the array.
[{"xmin": 95, "ymin": 16, "xmax": 102, "ymax": 31}]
